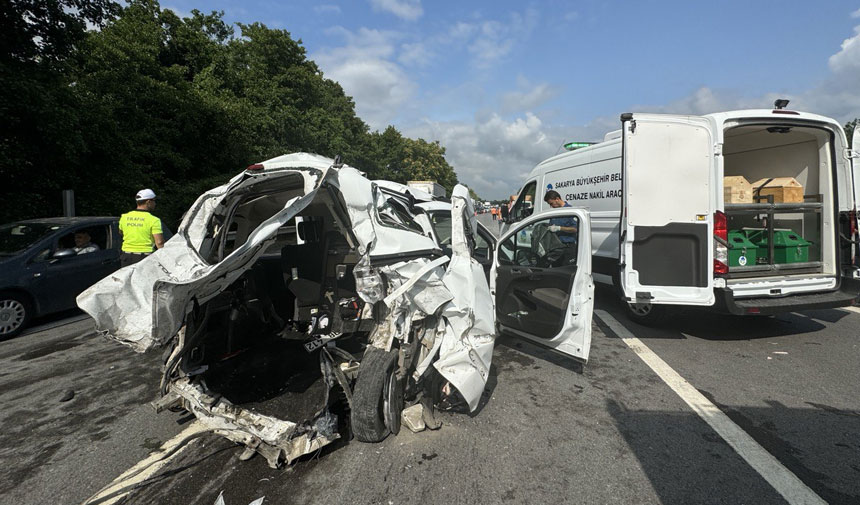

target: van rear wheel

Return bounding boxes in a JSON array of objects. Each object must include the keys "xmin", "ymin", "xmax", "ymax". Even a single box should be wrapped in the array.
[{"xmin": 624, "ymin": 302, "xmax": 667, "ymax": 326}]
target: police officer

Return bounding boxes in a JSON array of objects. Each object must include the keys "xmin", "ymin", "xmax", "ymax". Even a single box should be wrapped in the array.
[{"xmin": 119, "ymin": 189, "xmax": 165, "ymax": 267}]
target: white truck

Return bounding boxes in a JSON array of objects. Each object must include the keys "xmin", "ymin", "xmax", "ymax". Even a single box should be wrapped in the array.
[
  {"xmin": 407, "ymin": 180, "xmax": 447, "ymax": 198},
  {"xmin": 505, "ymin": 104, "xmax": 860, "ymax": 322}
]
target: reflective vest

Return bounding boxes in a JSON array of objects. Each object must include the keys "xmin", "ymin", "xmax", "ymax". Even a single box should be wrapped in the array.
[{"xmin": 119, "ymin": 210, "xmax": 162, "ymax": 252}]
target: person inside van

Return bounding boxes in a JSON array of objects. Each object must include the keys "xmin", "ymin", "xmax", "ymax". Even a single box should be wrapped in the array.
[{"xmin": 544, "ymin": 190, "xmax": 578, "ymax": 244}]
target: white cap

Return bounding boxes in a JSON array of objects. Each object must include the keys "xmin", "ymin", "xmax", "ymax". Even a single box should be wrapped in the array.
[{"xmin": 135, "ymin": 188, "xmax": 156, "ymax": 201}]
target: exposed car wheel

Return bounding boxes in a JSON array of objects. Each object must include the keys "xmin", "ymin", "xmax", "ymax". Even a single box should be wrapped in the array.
[
  {"xmin": 624, "ymin": 302, "xmax": 667, "ymax": 327},
  {"xmin": 0, "ymin": 292, "xmax": 32, "ymax": 340},
  {"xmin": 351, "ymin": 346, "xmax": 399, "ymax": 443}
]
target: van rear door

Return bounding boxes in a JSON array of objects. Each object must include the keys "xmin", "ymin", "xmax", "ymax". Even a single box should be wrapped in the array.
[
  {"xmin": 620, "ymin": 113, "xmax": 715, "ymax": 306},
  {"xmin": 852, "ymin": 128, "xmax": 860, "ymax": 263}
]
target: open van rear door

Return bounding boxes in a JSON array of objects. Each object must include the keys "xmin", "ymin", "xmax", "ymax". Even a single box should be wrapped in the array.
[
  {"xmin": 852, "ymin": 128, "xmax": 860, "ymax": 263},
  {"xmin": 492, "ymin": 208, "xmax": 594, "ymax": 362},
  {"xmin": 620, "ymin": 114, "xmax": 715, "ymax": 306}
]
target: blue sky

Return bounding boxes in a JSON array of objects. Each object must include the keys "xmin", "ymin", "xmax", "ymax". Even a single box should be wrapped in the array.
[{"xmin": 163, "ymin": 0, "xmax": 860, "ymax": 199}]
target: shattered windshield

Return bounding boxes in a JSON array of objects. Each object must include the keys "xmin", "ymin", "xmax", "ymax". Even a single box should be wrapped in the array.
[
  {"xmin": 0, "ymin": 222, "xmax": 61, "ymax": 255},
  {"xmin": 373, "ymin": 186, "xmax": 425, "ymax": 234}
]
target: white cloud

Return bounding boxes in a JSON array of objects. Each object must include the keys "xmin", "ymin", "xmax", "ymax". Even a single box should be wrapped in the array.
[
  {"xmin": 828, "ymin": 25, "xmax": 860, "ymax": 75},
  {"xmin": 369, "ymin": 0, "xmax": 423, "ymax": 21},
  {"xmin": 852, "ymin": 8, "xmax": 860, "ymax": 18},
  {"xmin": 313, "ymin": 28, "xmax": 416, "ymax": 129},
  {"xmin": 399, "ymin": 42, "xmax": 433, "ymax": 67},
  {"xmin": 314, "ymin": 4, "xmax": 342, "ymax": 15},
  {"xmin": 403, "ymin": 112, "xmax": 613, "ymax": 199},
  {"xmin": 452, "ymin": 9, "xmax": 539, "ymax": 68},
  {"xmin": 501, "ymin": 78, "xmax": 560, "ymax": 113}
]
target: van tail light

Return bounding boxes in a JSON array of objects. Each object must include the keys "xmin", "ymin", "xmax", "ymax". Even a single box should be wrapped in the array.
[{"xmin": 714, "ymin": 210, "xmax": 728, "ymax": 275}]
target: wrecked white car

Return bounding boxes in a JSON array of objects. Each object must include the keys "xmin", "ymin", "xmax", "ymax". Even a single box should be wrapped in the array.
[
  {"xmin": 77, "ymin": 154, "xmax": 497, "ymax": 467},
  {"xmin": 78, "ymin": 153, "xmax": 595, "ymax": 468}
]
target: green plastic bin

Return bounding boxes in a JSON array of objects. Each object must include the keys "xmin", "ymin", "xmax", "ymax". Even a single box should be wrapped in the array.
[
  {"xmin": 727, "ymin": 231, "xmax": 757, "ymax": 267},
  {"xmin": 742, "ymin": 228, "xmax": 810, "ymax": 264}
]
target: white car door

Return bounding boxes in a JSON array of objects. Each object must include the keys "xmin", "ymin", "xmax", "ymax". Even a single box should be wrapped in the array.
[
  {"xmin": 620, "ymin": 113, "xmax": 715, "ymax": 306},
  {"xmin": 491, "ymin": 208, "xmax": 594, "ymax": 362}
]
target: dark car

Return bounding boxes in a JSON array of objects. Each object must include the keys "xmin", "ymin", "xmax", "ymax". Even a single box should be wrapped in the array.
[{"xmin": 0, "ymin": 217, "xmax": 121, "ymax": 338}]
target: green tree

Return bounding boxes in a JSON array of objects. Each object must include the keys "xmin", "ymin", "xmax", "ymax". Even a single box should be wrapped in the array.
[
  {"xmin": 401, "ymin": 138, "xmax": 458, "ymax": 192},
  {"xmin": 0, "ymin": 0, "xmax": 463, "ymax": 228},
  {"xmin": 0, "ymin": 0, "xmax": 120, "ymax": 223}
]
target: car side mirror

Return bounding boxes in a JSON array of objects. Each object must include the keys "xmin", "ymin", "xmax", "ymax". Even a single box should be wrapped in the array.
[{"xmin": 51, "ymin": 248, "xmax": 76, "ymax": 260}]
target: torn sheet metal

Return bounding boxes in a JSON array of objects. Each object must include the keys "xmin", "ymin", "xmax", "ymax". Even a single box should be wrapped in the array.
[
  {"xmin": 78, "ymin": 164, "xmax": 324, "ymax": 352},
  {"xmin": 334, "ymin": 168, "xmax": 439, "ymax": 259},
  {"xmin": 373, "ymin": 185, "xmax": 496, "ymax": 412},
  {"xmin": 433, "ymin": 186, "xmax": 496, "ymax": 411},
  {"xmin": 171, "ymin": 378, "xmax": 337, "ymax": 468}
]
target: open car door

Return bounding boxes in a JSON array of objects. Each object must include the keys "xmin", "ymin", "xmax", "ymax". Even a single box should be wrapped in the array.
[
  {"xmin": 491, "ymin": 208, "xmax": 594, "ymax": 362},
  {"xmin": 620, "ymin": 113, "xmax": 714, "ymax": 306}
]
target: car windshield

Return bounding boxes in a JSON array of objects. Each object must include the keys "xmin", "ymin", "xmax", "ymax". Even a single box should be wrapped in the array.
[
  {"xmin": 0, "ymin": 222, "xmax": 62, "ymax": 255},
  {"xmin": 428, "ymin": 211, "xmax": 453, "ymax": 246}
]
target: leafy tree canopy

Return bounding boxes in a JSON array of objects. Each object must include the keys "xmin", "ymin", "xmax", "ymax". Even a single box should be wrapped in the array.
[{"xmin": 0, "ymin": 0, "xmax": 459, "ymax": 228}]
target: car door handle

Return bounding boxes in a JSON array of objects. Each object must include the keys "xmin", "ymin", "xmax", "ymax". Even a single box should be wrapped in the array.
[{"xmin": 527, "ymin": 275, "xmax": 542, "ymax": 281}]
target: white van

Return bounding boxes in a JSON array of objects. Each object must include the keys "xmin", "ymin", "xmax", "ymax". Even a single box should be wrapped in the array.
[{"xmin": 505, "ymin": 104, "xmax": 860, "ymax": 322}]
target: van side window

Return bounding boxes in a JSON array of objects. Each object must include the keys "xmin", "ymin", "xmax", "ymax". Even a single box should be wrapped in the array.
[
  {"xmin": 498, "ymin": 216, "xmax": 578, "ymax": 269},
  {"xmin": 510, "ymin": 181, "xmax": 537, "ymax": 223}
]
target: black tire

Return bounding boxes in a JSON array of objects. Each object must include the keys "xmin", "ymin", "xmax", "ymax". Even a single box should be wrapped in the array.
[
  {"xmin": 0, "ymin": 291, "xmax": 32, "ymax": 340},
  {"xmin": 624, "ymin": 302, "xmax": 668, "ymax": 327},
  {"xmin": 351, "ymin": 346, "xmax": 398, "ymax": 443}
]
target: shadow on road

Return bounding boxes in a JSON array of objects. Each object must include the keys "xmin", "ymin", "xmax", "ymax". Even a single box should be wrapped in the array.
[
  {"xmin": 495, "ymin": 334, "xmax": 584, "ymax": 374},
  {"xmin": 606, "ymin": 397, "xmax": 860, "ymax": 505},
  {"xmin": 594, "ymin": 286, "xmax": 853, "ymax": 341}
]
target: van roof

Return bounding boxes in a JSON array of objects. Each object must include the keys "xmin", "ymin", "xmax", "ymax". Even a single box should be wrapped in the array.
[{"xmin": 530, "ymin": 108, "xmax": 843, "ymax": 177}]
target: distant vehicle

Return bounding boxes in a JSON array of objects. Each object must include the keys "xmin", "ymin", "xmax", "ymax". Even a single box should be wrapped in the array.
[
  {"xmin": 407, "ymin": 180, "xmax": 446, "ymax": 198},
  {"xmin": 0, "ymin": 217, "xmax": 121, "ymax": 338}
]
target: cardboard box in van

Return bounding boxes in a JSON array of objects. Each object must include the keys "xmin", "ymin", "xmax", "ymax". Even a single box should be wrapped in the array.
[
  {"xmin": 724, "ymin": 176, "xmax": 753, "ymax": 203},
  {"xmin": 752, "ymin": 177, "xmax": 804, "ymax": 203}
]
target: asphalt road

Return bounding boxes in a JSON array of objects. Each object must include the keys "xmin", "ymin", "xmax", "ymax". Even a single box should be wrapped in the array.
[{"xmin": 0, "ymin": 214, "xmax": 857, "ymax": 505}]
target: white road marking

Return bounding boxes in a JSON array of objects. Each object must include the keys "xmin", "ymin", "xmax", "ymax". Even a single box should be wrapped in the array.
[
  {"xmin": 840, "ymin": 305, "xmax": 860, "ymax": 315},
  {"xmin": 83, "ymin": 421, "xmax": 208, "ymax": 505},
  {"xmin": 594, "ymin": 310, "xmax": 827, "ymax": 505}
]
